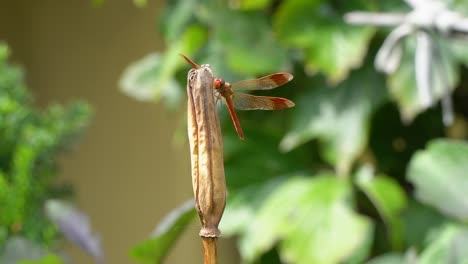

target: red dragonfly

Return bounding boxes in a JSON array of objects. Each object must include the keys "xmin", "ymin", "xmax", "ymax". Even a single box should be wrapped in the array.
[{"xmin": 180, "ymin": 54, "xmax": 295, "ymax": 140}]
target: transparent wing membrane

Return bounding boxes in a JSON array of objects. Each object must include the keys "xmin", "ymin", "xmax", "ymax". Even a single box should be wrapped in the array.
[
  {"xmin": 231, "ymin": 72, "xmax": 293, "ymax": 91},
  {"xmin": 232, "ymin": 93, "xmax": 295, "ymax": 110}
]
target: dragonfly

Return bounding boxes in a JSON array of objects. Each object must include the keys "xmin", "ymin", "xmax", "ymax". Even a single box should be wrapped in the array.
[{"xmin": 180, "ymin": 54, "xmax": 295, "ymax": 140}]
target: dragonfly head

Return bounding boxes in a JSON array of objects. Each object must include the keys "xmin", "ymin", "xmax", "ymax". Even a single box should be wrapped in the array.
[{"xmin": 213, "ymin": 78, "xmax": 225, "ymax": 90}]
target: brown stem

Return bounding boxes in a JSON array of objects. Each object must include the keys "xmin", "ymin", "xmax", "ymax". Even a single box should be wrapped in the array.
[{"xmin": 202, "ymin": 237, "xmax": 218, "ymax": 264}]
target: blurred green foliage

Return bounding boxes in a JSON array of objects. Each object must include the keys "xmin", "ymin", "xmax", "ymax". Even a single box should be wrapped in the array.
[
  {"xmin": 120, "ymin": 0, "xmax": 468, "ymax": 263},
  {"xmin": 0, "ymin": 43, "xmax": 92, "ymax": 262},
  {"xmin": 92, "ymin": 0, "xmax": 147, "ymax": 8},
  {"xmin": 130, "ymin": 199, "xmax": 196, "ymax": 264}
]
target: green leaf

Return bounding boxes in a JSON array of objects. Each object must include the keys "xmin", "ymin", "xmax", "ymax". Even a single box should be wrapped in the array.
[
  {"xmin": 237, "ymin": 175, "xmax": 371, "ymax": 264},
  {"xmin": 229, "ymin": 0, "xmax": 272, "ymax": 10},
  {"xmin": 133, "ymin": 0, "xmax": 146, "ymax": 8},
  {"xmin": 274, "ymin": 0, "xmax": 375, "ymax": 82},
  {"xmin": 377, "ymin": 1, "xmax": 410, "ymax": 12},
  {"xmin": 418, "ymin": 224, "xmax": 468, "ymax": 263},
  {"xmin": 197, "ymin": 37, "xmax": 244, "ymax": 84},
  {"xmin": 0, "ymin": 44, "xmax": 92, "ymax": 248},
  {"xmin": 280, "ymin": 66, "xmax": 386, "ymax": 175},
  {"xmin": 119, "ymin": 25, "xmax": 207, "ymax": 107},
  {"xmin": 401, "ymin": 200, "xmax": 447, "ymax": 250},
  {"xmin": 452, "ymin": 0, "xmax": 468, "ymax": 15},
  {"xmin": 388, "ymin": 38, "xmax": 458, "ymax": 123},
  {"xmin": 220, "ymin": 177, "xmax": 287, "ymax": 236},
  {"xmin": 119, "ymin": 53, "xmax": 180, "ymax": 103},
  {"xmin": 450, "ymin": 38, "xmax": 468, "ymax": 67},
  {"xmin": 130, "ymin": 199, "xmax": 197, "ymax": 264},
  {"xmin": 356, "ymin": 166, "xmax": 407, "ymax": 249},
  {"xmin": 407, "ymin": 139, "xmax": 468, "ymax": 221},
  {"xmin": 160, "ymin": 0, "xmax": 198, "ymax": 42},
  {"xmin": 0, "ymin": 43, "xmax": 9, "ymax": 62},
  {"xmin": 19, "ymin": 254, "xmax": 64, "ymax": 264},
  {"xmin": 212, "ymin": 8, "xmax": 288, "ymax": 75},
  {"xmin": 344, "ymin": 225, "xmax": 374, "ymax": 264},
  {"xmin": 366, "ymin": 253, "xmax": 406, "ymax": 264},
  {"xmin": 0, "ymin": 226, "xmax": 6, "ymax": 246},
  {"xmin": 7, "ymin": 102, "xmax": 91, "ymax": 226}
]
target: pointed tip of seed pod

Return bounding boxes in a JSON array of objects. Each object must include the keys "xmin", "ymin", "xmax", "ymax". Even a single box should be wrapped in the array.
[{"xmin": 179, "ymin": 53, "xmax": 201, "ymax": 69}]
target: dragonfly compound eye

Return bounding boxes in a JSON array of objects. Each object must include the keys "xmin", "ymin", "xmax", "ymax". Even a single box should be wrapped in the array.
[{"xmin": 213, "ymin": 78, "xmax": 225, "ymax": 89}]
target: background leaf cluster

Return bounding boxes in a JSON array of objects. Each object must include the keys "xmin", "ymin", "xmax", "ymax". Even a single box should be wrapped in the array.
[
  {"xmin": 120, "ymin": 0, "xmax": 468, "ymax": 263},
  {"xmin": 0, "ymin": 44, "xmax": 92, "ymax": 263}
]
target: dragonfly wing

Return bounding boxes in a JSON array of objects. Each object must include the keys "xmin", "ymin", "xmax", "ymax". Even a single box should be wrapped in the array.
[
  {"xmin": 231, "ymin": 72, "xmax": 293, "ymax": 91},
  {"xmin": 232, "ymin": 93, "xmax": 295, "ymax": 110}
]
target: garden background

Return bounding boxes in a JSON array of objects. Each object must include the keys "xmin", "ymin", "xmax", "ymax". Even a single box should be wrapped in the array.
[{"xmin": 1, "ymin": 1, "xmax": 468, "ymax": 264}]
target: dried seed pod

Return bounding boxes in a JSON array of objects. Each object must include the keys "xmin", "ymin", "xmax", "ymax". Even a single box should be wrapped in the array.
[{"xmin": 186, "ymin": 63, "xmax": 226, "ymax": 238}]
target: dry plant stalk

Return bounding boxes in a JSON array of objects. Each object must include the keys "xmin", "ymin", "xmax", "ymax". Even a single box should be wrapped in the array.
[{"xmin": 185, "ymin": 57, "xmax": 226, "ymax": 264}]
